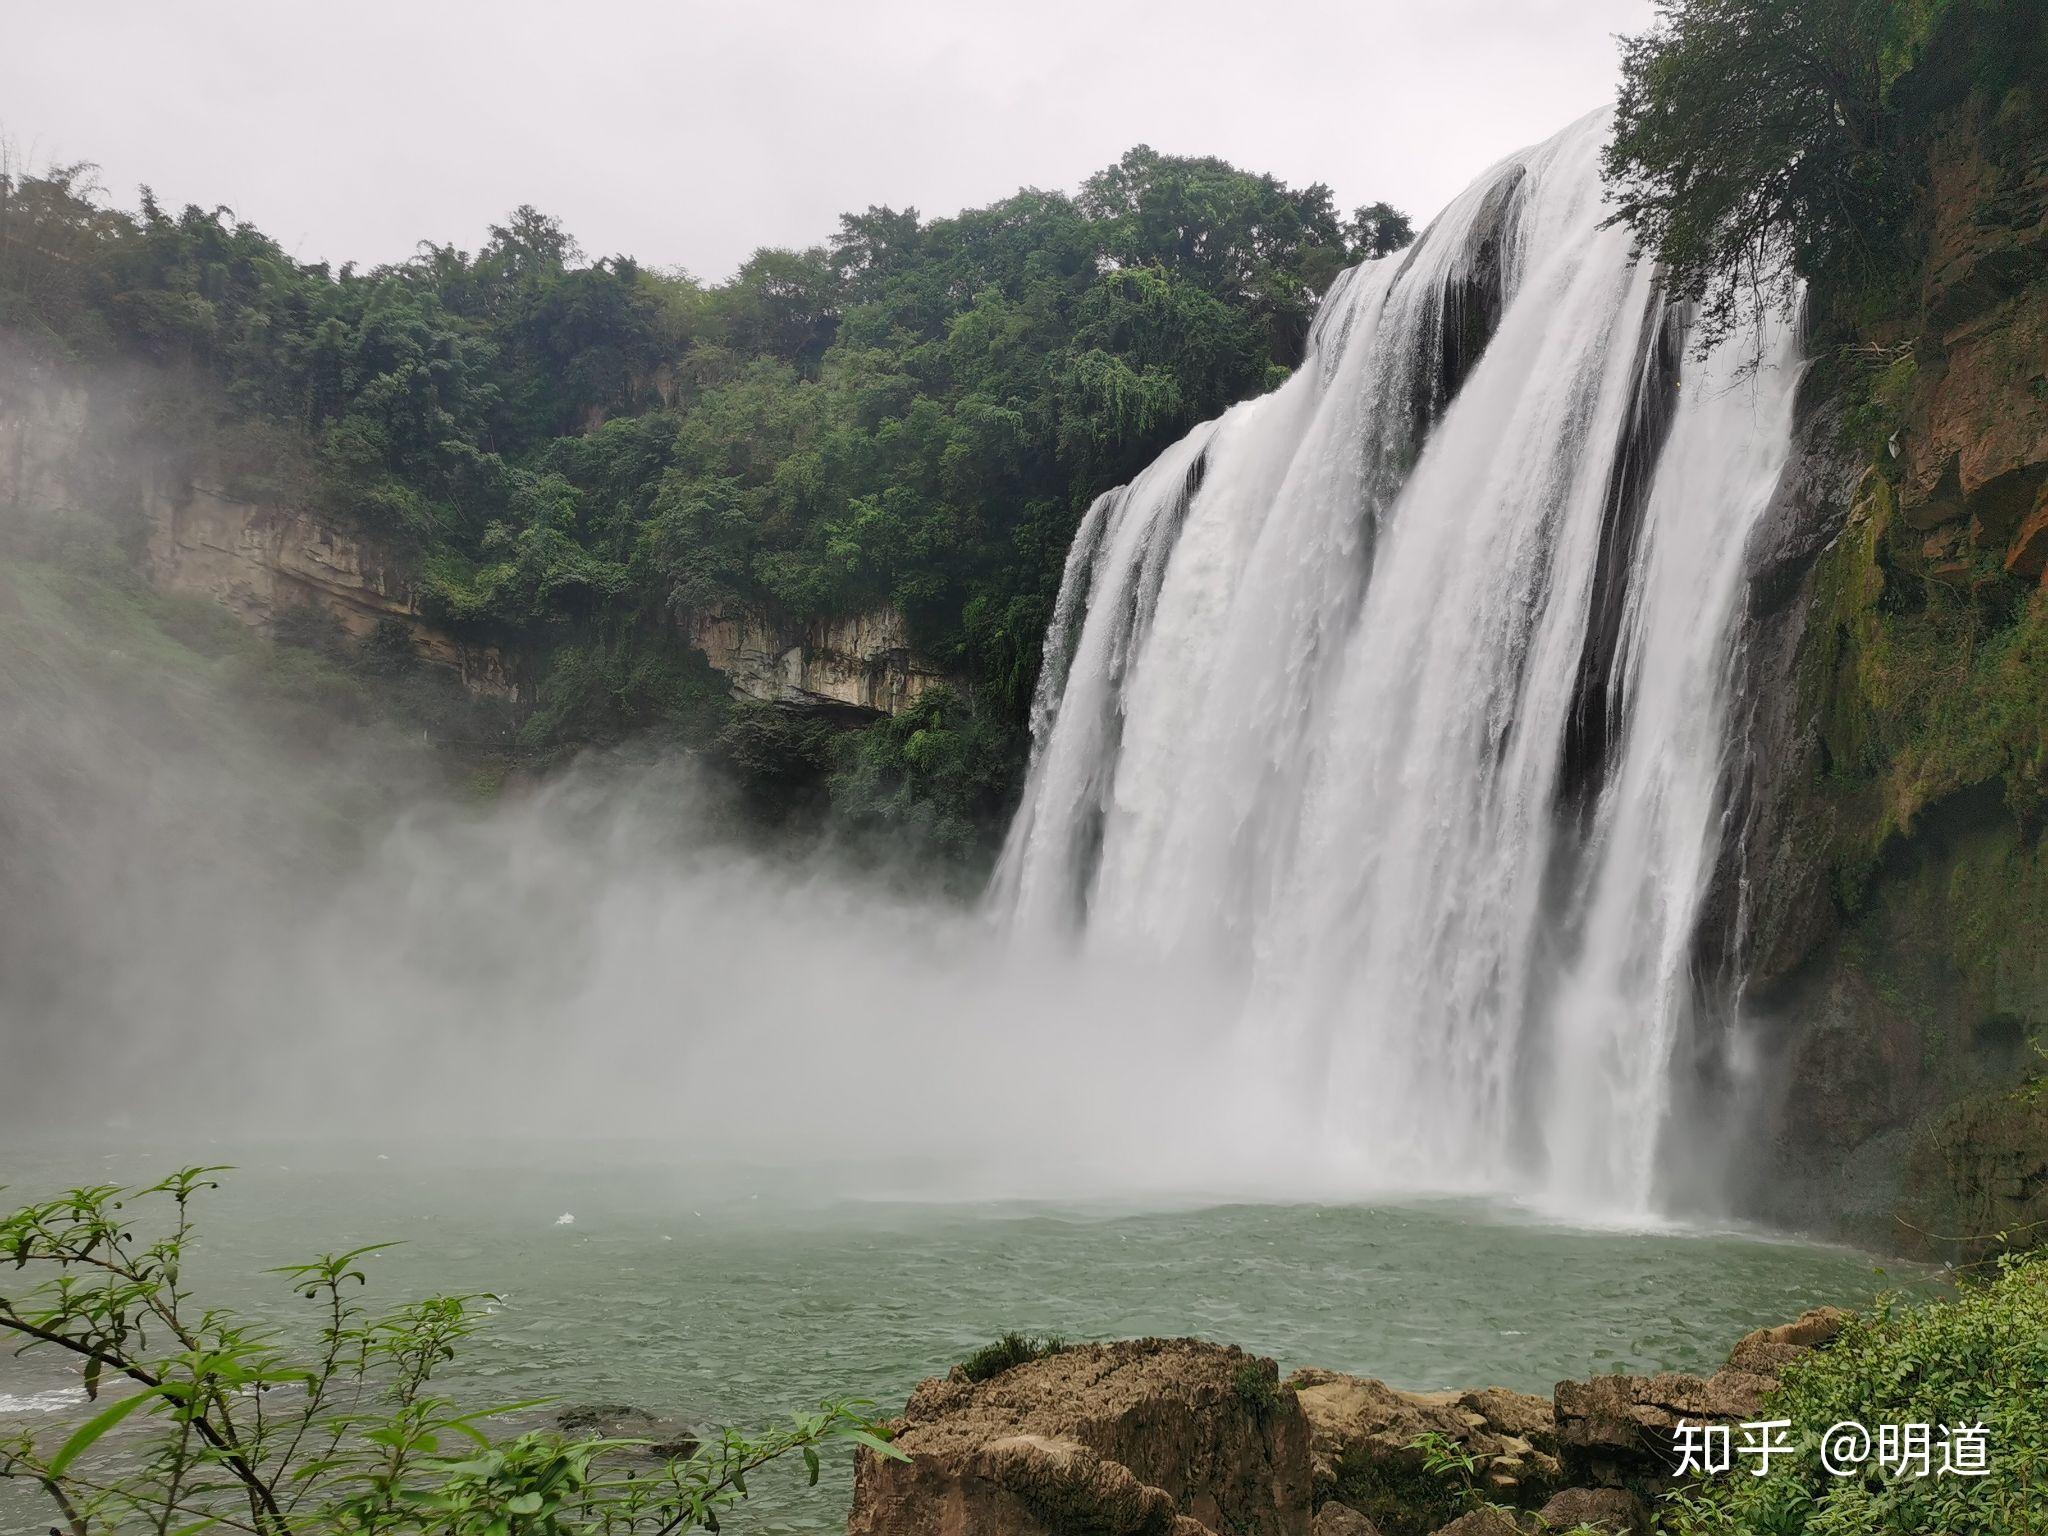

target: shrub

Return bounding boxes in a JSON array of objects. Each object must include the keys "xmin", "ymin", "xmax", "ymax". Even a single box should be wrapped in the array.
[
  {"xmin": 1662, "ymin": 1251, "xmax": 2047, "ymax": 1535},
  {"xmin": 956, "ymin": 1332, "xmax": 1067, "ymax": 1384},
  {"xmin": 0, "ymin": 1169, "xmax": 902, "ymax": 1534}
]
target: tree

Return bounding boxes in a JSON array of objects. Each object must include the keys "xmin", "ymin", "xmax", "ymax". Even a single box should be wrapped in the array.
[
  {"xmin": 1346, "ymin": 201, "xmax": 1414, "ymax": 259},
  {"xmin": 1602, "ymin": 0, "xmax": 1957, "ymax": 348}
]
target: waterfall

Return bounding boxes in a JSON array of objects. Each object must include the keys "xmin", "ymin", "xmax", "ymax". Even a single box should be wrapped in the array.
[{"xmin": 990, "ymin": 110, "xmax": 1803, "ymax": 1217}]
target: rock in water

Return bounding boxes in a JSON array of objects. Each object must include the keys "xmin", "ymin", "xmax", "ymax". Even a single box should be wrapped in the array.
[{"xmin": 845, "ymin": 1338, "xmax": 1312, "ymax": 1536}]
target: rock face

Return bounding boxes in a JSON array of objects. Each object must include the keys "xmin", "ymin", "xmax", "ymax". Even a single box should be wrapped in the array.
[
  {"xmin": 683, "ymin": 605, "xmax": 949, "ymax": 717},
  {"xmin": 143, "ymin": 482, "xmax": 521, "ymax": 700},
  {"xmin": 1709, "ymin": 5, "xmax": 2048, "ymax": 1259},
  {"xmin": 844, "ymin": 1339, "xmax": 1312, "ymax": 1536}
]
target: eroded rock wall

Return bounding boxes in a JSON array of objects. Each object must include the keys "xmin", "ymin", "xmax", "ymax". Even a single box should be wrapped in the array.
[
  {"xmin": 684, "ymin": 606, "xmax": 950, "ymax": 717},
  {"xmin": 1719, "ymin": 11, "xmax": 2048, "ymax": 1259}
]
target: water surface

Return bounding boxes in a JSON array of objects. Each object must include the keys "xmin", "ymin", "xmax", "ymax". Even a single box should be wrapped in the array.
[{"xmin": 0, "ymin": 1143, "xmax": 1912, "ymax": 1533}]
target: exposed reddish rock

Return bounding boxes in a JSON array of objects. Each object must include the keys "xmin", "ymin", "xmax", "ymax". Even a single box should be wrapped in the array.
[
  {"xmin": 1898, "ymin": 86, "xmax": 2048, "ymax": 544},
  {"xmin": 845, "ymin": 1339, "xmax": 1310, "ymax": 1536},
  {"xmin": 2006, "ymin": 487, "xmax": 2048, "ymax": 583}
]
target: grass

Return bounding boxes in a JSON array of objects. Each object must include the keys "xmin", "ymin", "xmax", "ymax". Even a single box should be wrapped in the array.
[{"xmin": 955, "ymin": 1332, "xmax": 1067, "ymax": 1383}]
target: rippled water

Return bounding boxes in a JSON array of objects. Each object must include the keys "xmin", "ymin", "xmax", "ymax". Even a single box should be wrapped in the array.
[{"xmin": 0, "ymin": 1143, "xmax": 1913, "ymax": 1533}]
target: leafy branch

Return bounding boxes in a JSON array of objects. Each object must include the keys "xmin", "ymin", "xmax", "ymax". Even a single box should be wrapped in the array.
[{"xmin": 1, "ymin": 1169, "xmax": 904, "ymax": 1534}]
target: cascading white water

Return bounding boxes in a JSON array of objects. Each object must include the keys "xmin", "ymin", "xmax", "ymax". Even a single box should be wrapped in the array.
[{"xmin": 992, "ymin": 110, "xmax": 1802, "ymax": 1217}]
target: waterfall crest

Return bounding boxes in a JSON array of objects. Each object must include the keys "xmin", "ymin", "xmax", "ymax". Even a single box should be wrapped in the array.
[{"xmin": 991, "ymin": 111, "xmax": 1803, "ymax": 1216}]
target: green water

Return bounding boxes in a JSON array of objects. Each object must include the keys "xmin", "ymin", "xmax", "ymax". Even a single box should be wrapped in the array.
[{"xmin": 0, "ymin": 1143, "xmax": 1914, "ymax": 1533}]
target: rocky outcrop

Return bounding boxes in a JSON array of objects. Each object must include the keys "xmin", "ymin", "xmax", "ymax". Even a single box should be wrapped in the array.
[
  {"xmin": 142, "ymin": 482, "xmax": 520, "ymax": 700},
  {"xmin": 683, "ymin": 606, "xmax": 950, "ymax": 718},
  {"xmin": 1553, "ymin": 1308, "xmax": 1842, "ymax": 1488},
  {"xmin": 845, "ymin": 1339, "xmax": 1311, "ymax": 1536},
  {"xmin": 848, "ymin": 1309, "xmax": 1846, "ymax": 1536},
  {"xmin": 1284, "ymin": 1371, "xmax": 1558, "ymax": 1529}
]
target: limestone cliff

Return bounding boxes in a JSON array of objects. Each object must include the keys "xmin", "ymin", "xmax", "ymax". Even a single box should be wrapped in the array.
[
  {"xmin": 683, "ymin": 606, "xmax": 950, "ymax": 718},
  {"xmin": 1, "ymin": 348, "xmax": 950, "ymax": 723},
  {"xmin": 142, "ymin": 482, "xmax": 522, "ymax": 700},
  {"xmin": 1721, "ymin": 11, "xmax": 2048, "ymax": 1259}
]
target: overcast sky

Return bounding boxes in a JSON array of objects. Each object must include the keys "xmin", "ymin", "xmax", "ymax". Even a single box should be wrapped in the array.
[{"xmin": 5, "ymin": 0, "xmax": 1652, "ymax": 281}]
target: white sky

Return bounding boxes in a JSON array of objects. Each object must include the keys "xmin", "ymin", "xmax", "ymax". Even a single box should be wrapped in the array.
[{"xmin": 5, "ymin": 0, "xmax": 1652, "ymax": 281}]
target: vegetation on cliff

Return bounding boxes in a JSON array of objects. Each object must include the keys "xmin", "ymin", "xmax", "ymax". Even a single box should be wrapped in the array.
[
  {"xmin": 1604, "ymin": 0, "xmax": 1983, "ymax": 348},
  {"xmin": 0, "ymin": 148, "xmax": 1410, "ymax": 863}
]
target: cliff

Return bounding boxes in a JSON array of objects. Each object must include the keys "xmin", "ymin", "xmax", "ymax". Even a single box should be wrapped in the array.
[
  {"xmin": 0, "ymin": 349, "xmax": 950, "ymax": 724},
  {"xmin": 141, "ymin": 481, "xmax": 523, "ymax": 699},
  {"xmin": 1723, "ymin": 9, "xmax": 2048, "ymax": 1259},
  {"xmin": 683, "ymin": 606, "xmax": 951, "ymax": 718}
]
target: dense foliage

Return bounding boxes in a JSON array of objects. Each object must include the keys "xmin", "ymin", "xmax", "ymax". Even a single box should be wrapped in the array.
[
  {"xmin": 0, "ymin": 1170, "xmax": 901, "ymax": 1534},
  {"xmin": 1603, "ymin": 0, "xmax": 1983, "ymax": 345},
  {"xmin": 1664, "ymin": 1252, "xmax": 2047, "ymax": 1536},
  {"xmin": 0, "ymin": 150, "xmax": 1409, "ymax": 864}
]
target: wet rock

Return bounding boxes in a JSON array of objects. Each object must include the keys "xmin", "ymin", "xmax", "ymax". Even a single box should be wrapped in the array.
[
  {"xmin": 552, "ymin": 1402, "xmax": 700, "ymax": 1460},
  {"xmin": 1900, "ymin": 1088, "xmax": 2048, "ymax": 1265},
  {"xmin": 1535, "ymin": 1485, "xmax": 1650, "ymax": 1534},
  {"xmin": 846, "ymin": 1338, "xmax": 1310, "ymax": 1536}
]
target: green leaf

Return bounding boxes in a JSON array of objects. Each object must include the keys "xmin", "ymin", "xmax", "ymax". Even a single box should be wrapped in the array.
[{"xmin": 47, "ymin": 1387, "xmax": 158, "ymax": 1475}]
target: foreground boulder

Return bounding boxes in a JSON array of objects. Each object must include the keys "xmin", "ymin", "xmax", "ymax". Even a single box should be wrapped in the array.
[
  {"xmin": 1553, "ymin": 1307, "xmax": 1845, "ymax": 1485},
  {"xmin": 845, "ymin": 1338, "xmax": 1312, "ymax": 1536},
  {"xmin": 1284, "ymin": 1371, "xmax": 1558, "ymax": 1534}
]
